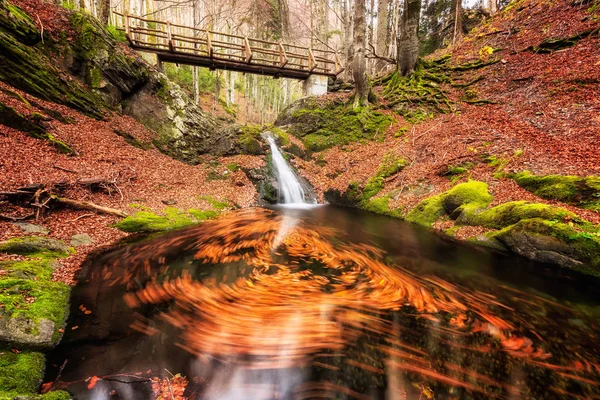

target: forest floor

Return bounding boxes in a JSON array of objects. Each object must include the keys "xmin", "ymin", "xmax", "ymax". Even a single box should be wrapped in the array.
[
  {"xmin": 290, "ymin": 0, "xmax": 600, "ymax": 232},
  {"xmin": 0, "ymin": 79, "xmax": 263, "ymax": 284}
]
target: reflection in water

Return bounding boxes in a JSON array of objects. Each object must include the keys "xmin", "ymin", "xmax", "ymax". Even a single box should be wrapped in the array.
[{"xmin": 46, "ymin": 207, "xmax": 600, "ymax": 399}]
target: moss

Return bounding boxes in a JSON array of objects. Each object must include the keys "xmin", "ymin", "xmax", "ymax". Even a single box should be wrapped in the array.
[
  {"xmin": 511, "ymin": 171, "xmax": 600, "ymax": 211},
  {"xmin": 359, "ymin": 153, "xmax": 408, "ymax": 202},
  {"xmin": 461, "ymin": 201, "xmax": 591, "ymax": 230},
  {"xmin": 0, "ymin": 237, "xmax": 72, "ymax": 258},
  {"xmin": 187, "ymin": 209, "xmax": 219, "ymax": 220},
  {"xmin": 226, "ymin": 163, "xmax": 240, "ymax": 172},
  {"xmin": 488, "ymin": 218, "xmax": 600, "ymax": 276},
  {"xmin": 238, "ymin": 125, "xmax": 263, "ymax": 155},
  {"xmin": 406, "ymin": 181, "xmax": 493, "ymax": 227},
  {"xmin": 0, "ymin": 1, "xmax": 39, "ymax": 45},
  {"xmin": 114, "ymin": 207, "xmax": 196, "ymax": 233},
  {"xmin": 362, "ymin": 196, "xmax": 402, "ymax": 218},
  {"xmin": 114, "ymin": 206, "xmax": 225, "ymax": 233},
  {"xmin": 0, "ymin": 4, "xmax": 107, "ymax": 119},
  {"xmin": 269, "ymin": 126, "xmax": 290, "ymax": 146},
  {"xmin": 199, "ymin": 196, "xmax": 230, "ymax": 210},
  {"xmin": 0, "ymin": 351, "xmax": 45, "ymax": 394},
  {"xmin": 113, "ymin": 129, "xmax": 151, "ymax": 150},
  {"xmin": 284, "ymin": 102, "xmax": 392, "ymax": 151}
]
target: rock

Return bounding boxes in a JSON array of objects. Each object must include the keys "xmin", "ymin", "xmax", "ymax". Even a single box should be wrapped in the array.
[
  {"xmin": 0, "ymin": 236, "xmax": 71, "ymax": 257},
  {"xmin": 70, "ymin": 233, "xmax": 94, "ymax": 247},
  {"xmin": 12, "ymin": 222, "xmax": 49, "ymax": 235},
  {"xmin": 0, "ymin": 316, "xmax": 56, "ymax": 347},
  {"xmin": 122, "ymin": 73, "xmax": 243, "ymax": 163},
  {"xmin": 162, "ymin": 199, "xmax": 177, "ymax": 205}
]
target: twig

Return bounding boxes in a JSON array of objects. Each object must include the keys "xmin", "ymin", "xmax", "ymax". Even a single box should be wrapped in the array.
[
  {"xmin": 68, "ymin": 213, "xmax": 94, "ymax": 222},
  {"xmin": 35, "ymin": 13, "xmax": 44, "ymax": 44},
  {"xmin": 53, "ymin": 165, "xmax": 78, "ymax": 174},
  {"xmin": 366, "ymin": 42, "xmax": 396, "ymax": 64},
  {"xmin": 0, "ymin": 213, "xmax": 35, "ymax": 222},
  {"xmin": 166, "ymin": 377, "xmax": 175, "ymax": 400}
]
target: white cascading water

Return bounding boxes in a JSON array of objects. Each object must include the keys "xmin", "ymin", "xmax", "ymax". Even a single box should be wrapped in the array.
[{"xmin": 266, "ymin": 135, "xmax": 310, "ymax": 205}]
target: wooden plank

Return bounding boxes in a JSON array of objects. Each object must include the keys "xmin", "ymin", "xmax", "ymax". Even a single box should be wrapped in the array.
[
  {"xmin": 167, "ymin": 21, "xmax": 174, "ymax": 52},
  {"xmin": 308, "ymin": 48, "xmax": 317, "ymax": 72},
  {"xmin": 206, "ymin": 31, "xmax": 213, "ymax": 58},
  {"xmin": 244, "ymin": 37, "xmax": 252, "ymax": 63},
  {"xmin": 279, "ymin": 43, "xmax": 288, "ymax": 68}
]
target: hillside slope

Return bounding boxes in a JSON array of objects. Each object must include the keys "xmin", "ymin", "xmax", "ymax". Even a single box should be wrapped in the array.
[{"xmin": 276, "ymin": 0, "xmax": 600, "ymax": 275}]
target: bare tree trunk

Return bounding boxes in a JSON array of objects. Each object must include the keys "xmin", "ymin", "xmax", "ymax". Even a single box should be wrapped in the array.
[
  {"xmin": 98, "ymin": 0, "xmax": 110, "ymax": 26},
  {"xmin": 452, "ymin": 0, "xmax": 463, "ymax": 43},
  {"xmin": 375, "ymin": 0, "xmax": 390, "ymax": 72},
  {"xmin": 488, "ymin": 0, "xmax": 497, "ymax": 14},
  {"xmin": 396, "ymin": 0, "xmax": 421, "ymax": 76},
  {"xmin": 353, "ymin": 0, "xmax": 369, "ymax": 106}
]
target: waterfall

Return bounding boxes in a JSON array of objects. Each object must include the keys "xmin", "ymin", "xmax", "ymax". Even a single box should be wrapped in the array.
[{"xmin": 265, "ymin": 135, "xmax": 314, "ymax": 205}]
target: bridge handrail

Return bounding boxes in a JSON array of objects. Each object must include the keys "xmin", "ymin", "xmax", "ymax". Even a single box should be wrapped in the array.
[{"xmin": 113, "ymin": 11, "xmax": 344, "ymax": 77}]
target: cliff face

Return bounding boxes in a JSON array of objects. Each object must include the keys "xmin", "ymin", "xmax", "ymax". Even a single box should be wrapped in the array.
[{"xmin": 0, "ymin": 0, "xmax": 252, "ymax": 164}]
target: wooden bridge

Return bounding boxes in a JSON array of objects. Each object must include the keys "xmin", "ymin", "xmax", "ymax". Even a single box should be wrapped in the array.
[{"xmin": 115, "ymin": 12, "xmax": 344, "ymax": 80}]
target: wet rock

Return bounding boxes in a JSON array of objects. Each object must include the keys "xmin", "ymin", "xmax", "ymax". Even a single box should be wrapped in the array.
[
  {"xmin": 70, "ymin": 233, "xmax": 94, "ymax": 247},
  {"xmin": 12, "ymin": 223, "xmax": 49, "ymax": 235},
  {"xmin": 0, "ymin": 316, "xmax": 56, "ymax": 347},
  {"xmin": 0, "ymin": 236, "xmax": 71, "ymax": 257}
]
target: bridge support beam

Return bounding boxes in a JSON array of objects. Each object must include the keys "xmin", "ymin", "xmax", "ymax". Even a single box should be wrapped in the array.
[{"xmin": 303, "ymin": 75, "xmax": 329, "ymax": 97}]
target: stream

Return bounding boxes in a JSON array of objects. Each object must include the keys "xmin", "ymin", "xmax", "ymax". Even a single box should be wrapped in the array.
[{"xmin": 45, "ymin": 205, "xmax": 600, "ymax": 399}]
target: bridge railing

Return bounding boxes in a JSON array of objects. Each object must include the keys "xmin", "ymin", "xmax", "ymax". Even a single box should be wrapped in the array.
[{"xmin": 114, "ymin": 12, "xmax": 343, "ymax": 77}]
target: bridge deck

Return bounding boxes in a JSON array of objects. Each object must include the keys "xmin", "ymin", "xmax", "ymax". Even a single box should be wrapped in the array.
[{"xmin": 115, "ymin": 12, "xmax": 343, "ymax": 80}]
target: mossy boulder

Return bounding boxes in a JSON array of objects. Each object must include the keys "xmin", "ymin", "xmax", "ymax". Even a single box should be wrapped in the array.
[
  {"xmin": 275, "ymin": 98, "xmax": 393, "ymax": 151},
  {"xmin": 0, "ymin": 0, "xmax": 39, "ymax": 45},
  {"xmin": 114, "ymin": 206, "xmax": 224, "ymax": 233},
  {"xmin": 459, "ymin": 201, "xmax": 585, "ymax": 229},
  {"xmin": 406, "ymin": 181, "xmax": 493, "ymax": 226},
  {"xmin": 512, "ymin": 171, "xmax": 600, "ymax": 211},
  {"xmin": 0, "ymin": 351, "xmax": 70, "ymax": 399},
  {"xmin": 0, "ymin": 257, "xmax": 70, "ymax": 348},
  {"xmin": 0, "ymin": 237, "xmax": 71, "ymax": 258},
  {"xmin": 488, "ymin": 219, "xmax": 600, "ymax": 276}
]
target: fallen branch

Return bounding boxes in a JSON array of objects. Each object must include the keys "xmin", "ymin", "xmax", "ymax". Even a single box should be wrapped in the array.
[
  {"xmin": 0, "ymin": 213, "xmax": 35, "ymax": 222},
  {"xmin": 53, "ymin": 165, "xmax": 78, "ymax": 174},
  {"xmin": 56, "ymin": 198, "xmax": 128, "ymax": 218}
]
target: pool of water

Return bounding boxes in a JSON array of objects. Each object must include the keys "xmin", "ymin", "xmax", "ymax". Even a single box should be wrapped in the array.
[{"xmin": 45, "ymin": 206, "xmax": 600, "ymax": 399}]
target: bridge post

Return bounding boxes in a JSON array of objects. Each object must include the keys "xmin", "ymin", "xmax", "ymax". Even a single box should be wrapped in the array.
[{"xmin": 303, "ymin": 75, "xmax": 328, "ymax": 97}]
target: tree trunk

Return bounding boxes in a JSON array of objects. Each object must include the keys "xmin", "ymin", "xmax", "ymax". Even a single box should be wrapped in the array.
[
  {"xmin": 488, "ymin": 0, "xmax": 497, "ymax": 14},
  {"xmin": 375, "ymin": 0, "xmax": 390, "ymax": 72},
  {"xmin": 396, "ymin": 0, "xmax": 421, "ymax": 76},
  {"xmin": 98, "ymin": 0, "xmax": 110, "ymax": 26},
  {"xmin": 452, "ymin": 0, "xmax": 463, "ymax": 43},
  {"xmin": 353, "ymin": 0, "xmax": 369, "ymax": 106}
]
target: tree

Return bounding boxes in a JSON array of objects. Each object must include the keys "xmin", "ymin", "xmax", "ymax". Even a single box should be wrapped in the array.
[
  {"xmin": 98, "ymin": 0, "xmax": 110, "ymax": 25},
  {"xmin": 451, "ymin": 0, "xmax": 463, "ymax": 43},
  {"xmin": 375, "ymin": 0, "xmax": 390, "ymax": 72},
  {"xmin": 353, "ymin": 0, "xmax": 370, "ymax": 106},
  {"xmin": 396, "ymin": 0, "xmax": 421, "ymax": 75}
]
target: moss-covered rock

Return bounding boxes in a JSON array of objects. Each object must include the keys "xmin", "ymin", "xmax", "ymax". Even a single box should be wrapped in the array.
[
  {"xmin": 458, "ymin": 201, "xmax": 586, "ymax": 229},
  {"xmin": 0, "ymin": 350, "xmax": 70, "ymax": 399},
  {"xmin": 0, "ymin": 2, "xmax": 107, "ymax": 119},
  {"xmin": 275, "ymin": 98, "xmax": 393, "ymax": 151},
  {"xmin": 488, "ymin": 218, "xmax": 600, "ymax": 276},
  {"xmin": 114, "ymin": 206, "xmax": 225, "ymax": 233},
  {"xmin": 512, "ymin": 171, "xmax": 600, "ymax": 211},
  {"xmin": 406, "ymin": 181, "xmax": 493, "ymax": 226},
  {"xmin": 0, "ymin": 257, "xmax": 70, "ymax": 348},
  {"xmin": 0, "ymin": 237, "xmax": 71, "ymax": 258}
]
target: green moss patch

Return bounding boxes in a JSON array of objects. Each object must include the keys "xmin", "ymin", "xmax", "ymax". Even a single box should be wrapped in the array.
[
  {"xmin": 238, "ymin": 125, "xmax": 263, "ymax": 154},
  {"xmin": 0, "ymin": 350, "xmax": 70, "ymax": 399},
  {"xmin": 0, "ymin": 236, "xmax": 72, "ymax": 258},
  {"xmin": 115, "ymin": 205, "xmax": 226, "ymax": 233},
  {"xmin": 276, "ymin": 98, "xmax": 393, "ymax": 152},
  {"xmin": 512, "ymin": 171, "xmax": 600, "ymax": 211},
  {"xmin": 488, "ymin": 218, "xmax": 600, "ymax": 276},
  {"xmin": 0, "ymin": 244, "xmax": 71, "ymax": 348},
  {"xmin": 406, "ymin": 181, "xmax": 493, "ymax": 227}
]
